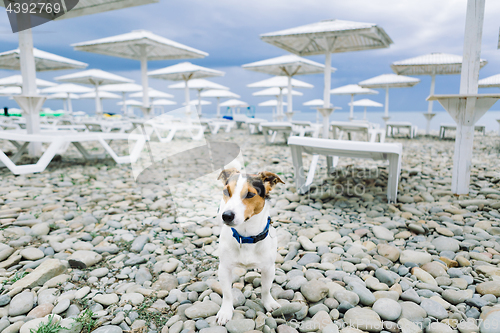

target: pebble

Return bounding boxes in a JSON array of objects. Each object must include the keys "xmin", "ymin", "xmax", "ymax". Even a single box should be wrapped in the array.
[{"xmin": 372, "ymin": 298, "xmax": 401, "ymax": 321}]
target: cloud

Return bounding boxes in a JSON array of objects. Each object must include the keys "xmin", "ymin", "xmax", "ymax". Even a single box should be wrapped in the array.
[{"xmin": 1, "ymin": 0, "xmax": 500, "ymax": 115}]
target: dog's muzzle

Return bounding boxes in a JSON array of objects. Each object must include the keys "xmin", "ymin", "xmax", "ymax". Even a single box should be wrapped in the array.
[{"xmin": 222, "ymin": 210, "xmax": 235, "ymax": 224}]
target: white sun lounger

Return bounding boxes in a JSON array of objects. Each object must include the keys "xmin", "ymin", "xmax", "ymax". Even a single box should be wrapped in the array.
[
  {"xmin": 292, "ymin": 121, "xmax": 322, "ymax": 138},
  {"xmin": 149, "ymin": 122, "xmax": 204, "ymax": 142},
  {"xmin": 288, "ymin": 136, "xmax": 402, "ymax": 203},
  {"xmin": 245, "ymin": 118, "xmax": 267, "ymax": 134},
  {"xmin": 385, "ymin": 121, "xmax": 417, "ymax": 139},
  {"xmin": 439, "ymin": 123, "xmax": 486, "ymax": 139},
  {"xmin": 330, "ymin": 121, "xmax": 385, "ymax": 143},
  {"xmin": 0, "ymin": 131, "xmax": 146, "ymax": 175},
  {"xmin": 200, "ymin": 119, "xmax": 234, "ymax": 135},
  {"xmin": 260, "ymin": 122, "xmax": 293, "ymax": 144}
]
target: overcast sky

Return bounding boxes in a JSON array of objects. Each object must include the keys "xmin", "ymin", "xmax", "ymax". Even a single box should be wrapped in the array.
[{"xmin": 1, "ymin": 0, "xmax": 500, "ymax": 115}]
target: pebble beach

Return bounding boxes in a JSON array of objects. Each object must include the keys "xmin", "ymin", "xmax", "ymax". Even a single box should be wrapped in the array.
[{"xmin": 1, "ymin": 129, "xmax": 500, "ymax": 333}]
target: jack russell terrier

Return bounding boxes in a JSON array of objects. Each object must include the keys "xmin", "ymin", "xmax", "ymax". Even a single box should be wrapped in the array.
[{"xmin": 215, "ymin": 168, "xmax": 284, "ymax": 325}]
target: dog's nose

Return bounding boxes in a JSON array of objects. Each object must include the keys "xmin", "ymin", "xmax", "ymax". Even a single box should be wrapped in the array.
[{"xmin": 222, "ymin": 211, "xmax": 235, "ymax": 223}]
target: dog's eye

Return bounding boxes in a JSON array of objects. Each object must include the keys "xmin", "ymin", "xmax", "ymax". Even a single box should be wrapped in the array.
[
  {"xmin": 223, "ymin": 188, "xmax": 230, "ymax": 197},
  {"xmin": 245, "ymin": 192, "xmax": 255, "ymax": 199}
]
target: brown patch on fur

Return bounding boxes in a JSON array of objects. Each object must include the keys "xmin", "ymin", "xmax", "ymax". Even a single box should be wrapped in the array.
[
  {"xmin": 258, "ymin": 171, "xmax": 285, "ymax": 195},
  {"xmin": 240, "ymin": 182, "xmax": 266, "ymax": 220},
  {"xmin": 217, "ymin": 168, "xmax": 239, "ymax": 184}
]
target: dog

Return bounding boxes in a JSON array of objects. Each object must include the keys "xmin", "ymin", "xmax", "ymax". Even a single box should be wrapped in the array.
[{"xmin": 215, "ymin": 168, "xmax": 284, "ymax": 325}]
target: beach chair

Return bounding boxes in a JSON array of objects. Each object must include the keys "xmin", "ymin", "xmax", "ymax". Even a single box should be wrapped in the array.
[
  {"xmin": 149, "ymin": 121, "xmax": 204, "ymax": 142},
  {"xmin": 288, "ymin": 136, "xmax": 402, "ymax": 203},
  {"xmin": 291, "ymin": 121, "xmax": 321, "ymax": 138},
  {"xmin": 245, "ymin": 118, "xmax": 267, "ymax": 134},
  {"xmin": 385, "ymin": 121, "xmax": 417, "ymax": 138},
  {"xmin": 0, "ymin": 131, "xmax": 146, "ymax": 175},
  {"xmin": 331, "ymin": 121, "xmax": 385, "ymax": 142},
  {"xmin": 260, "ymin": 122, "xmax": 293, "ymax": 144},
  {"xmin": 439, "ymin": 123, "xmax": 486, "ymax": 139},
  {"xmin": 200, "ymin": 119, "xmax": 235, "ymax": 135}
]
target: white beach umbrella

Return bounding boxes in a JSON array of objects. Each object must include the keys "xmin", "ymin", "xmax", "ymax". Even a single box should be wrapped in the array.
[
  {"xmin": 149, "ymin": 62, "xmax": 224, "ymax": 115},
  {"xmin": 478, "ymin": 74, "xmax": 500, "ymax": 88},
  {"xmin": 100, "ymin": 83, "xmax": 143, "ymax": 113},
  {"xmin": 117, "ymin": 99, "xmax": 143, "ymax": 106},
  {"xmin": 330, "ymin": 84, "xmax": 378, "ymax": 120},
  {"xmin": 0, "ymin": 48, "xmax": 87, "ymax": 71},
  {"xmin": 253, "ymin": 87, "xmax": 303, "ymax": 96},
  {"xmin": 188, "ymin": 99, "xmax": 211, "ymax": 106},
  {"xmin": 80, "ymin": 91, "xmax": 121, "ymax": 99},
  {"xmin": 359, "ymin": 74, "xmax": 420, "ymax": 120},
  {"xmin": 349, "ymin": 98, "xmax": 383, "ymax": 120},
  {"xmin": 72, "ymin": 30, "xmax": 206, "ymax": 111},
  {"xmin": 261, "ymin": 19, "xmax": 392, "ymax": 137},
  {"xmin": 200, "ymin": 89, "xmax": 240, "ymax": 118},
  {"xmin": 248, "ymin": 76, "xmax": 312, "ymax": 120},
  {"xmin": 46, "ymin": 93, "xmax": 80, "ymax": 112},
  {"xmin": 259, "ymin": 99, "xmax": 287, "ymax": 120},
  {"xmin": 259, "ymin": 100, "xmax": 287, "ymax": 107},
  {"xmin": 303, "ymin": 99, "xmax": 342, "ymax": 123},
  {"xmin": 130, "ymin": 88, "xmax": 174, "ymax": 99},
  {"xmin": 40, "ymin": 83, "xmax": 92, "ymax": 113},
  {"xmin": 152, "ymin": 99, "xmax": 176, "ymax": 105},
  {"xmin": 0, "ymin": 0, "xmax": 159, "ymax": 157},
  {"xmin": 0, "ymin": 75, "xmax": 55, "ymax": 88},
  {"xmin": 220, "ymin": 99, "xmax": 249, "ymax": 117},
  {"xmin": 392, "ymin": 52, "xmax": 488, "ymax": 134},
  {"xmin": 168, "ymin": 78, "xmax": 228, "ymax": 115},
  {"xmin": 55, "ymin": 69, "xmax": 133, "ymax": 115},
  {"xmin": 0, "ymin": 86, "xmax": 22, "ymax": 95},
  {"xmin": 243, "ymin": 54, "xmax": 331, "ymax": 115}
]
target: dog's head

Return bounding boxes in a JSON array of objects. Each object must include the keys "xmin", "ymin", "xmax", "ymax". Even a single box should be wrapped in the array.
[{"xmin": 217, "ymin": 168, "xmax": 284, "ymax": 227}]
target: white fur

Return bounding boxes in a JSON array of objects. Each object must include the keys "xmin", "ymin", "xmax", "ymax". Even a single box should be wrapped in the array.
[{"xmin": 216, "ymin": 174, "xmax": 280, "ymax": 325}]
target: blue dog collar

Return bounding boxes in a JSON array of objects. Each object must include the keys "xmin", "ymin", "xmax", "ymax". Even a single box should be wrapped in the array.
[{"xmin": 231, "ymin": 217, "xmax": 271, "ymax": 244}]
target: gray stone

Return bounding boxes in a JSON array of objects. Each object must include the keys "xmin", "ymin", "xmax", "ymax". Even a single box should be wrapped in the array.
[
  {"xmin": 225, "ymin": 319, "xmax": 255, "ymax": 333},
  {"xmin": 420, "ymin": 298, "xmax": 448, "ymax": 320},
  {"xmin": 9, "ymin": 291, "xmax": 34, "ymax": 316},
  {"xmin": 372, "ymin": 298, "xmax": 401, "ymax": 321},
  {"xmin": 184, "ymin": 300, "xmax": 220, "ymax": 319}
]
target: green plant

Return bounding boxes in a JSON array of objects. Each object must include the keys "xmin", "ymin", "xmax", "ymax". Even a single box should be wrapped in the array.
[
  {"xmin": 173, "ymin": 236, "xmax": 185, "ymax": 243},
  {"xmin": 8, "ymin": 271, "xmax": 29, "ymax": 284},
  {"xmin": 76, "ymin": 308, "xmax": 96, "ymax": 333},
  {"xmin": 30, "ymin": 315, "xmax": 69, "ymax": 333}
]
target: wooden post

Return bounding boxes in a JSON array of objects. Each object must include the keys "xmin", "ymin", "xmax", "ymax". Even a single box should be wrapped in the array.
[
  {"xmin": 287, "ymin": 75, "xmax": 293, "ymax": 113},
  {"xmin": 18, "ymin": 27, "xmax": 43, "ymax": 156},
  {"xmin": 384, "ymin": 86, "xmax": 389, "ymax": 118},
  {"xmin": 349, "ymin": 94, "xmax": 354, "ymax": 120},
  {"xmin": 140, "ymin": 46, "xmax": 149, "ymax": 108},
  {"xmin": 323, "ymin": 51, "xmax": 331, "ymax": 108},
  {"xmin": 428, "ymin": 75, "xmax": 436, "ymax": 113},
  {"xmin": 452, "ymin": 0, "xmax": 485, "ymax": 195}
]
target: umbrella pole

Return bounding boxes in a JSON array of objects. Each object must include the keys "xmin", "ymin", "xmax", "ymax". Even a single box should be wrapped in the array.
[
  {"xmin": 67, "ymin": 95, "xmax": 73, "ymax": 113},
  {"xmin": 216, "ymin": 97, "xmax": 220, "ymax": 118},
  {"xmin": 140, "ymin": 47, "xmax": 150, "ymax": 117},
  {"xmin": 184, "ymin": 80, "xmax": 191, "ymax": 116},
  {"xmin": 122, "ymin": 92, "xmax": 127, "ymax": 115},
  {"xmin": 278, "ymin": 88, "xmax": 283, "ymax": 121},
  {"xmin": 287, "ymin": 75, "xmax": 293, "ymax": 114},
  {"xmin": 323, "ymin": 51, "xmax": 331, "ymax": 108},
  {"xmin": 384, "ymin": 86, "xmax": 389, "ymax": 118},
  {"xmin": 424, "ymin": 74, "xmax": 437, "ymax": 135},
  {"xmin": 18, "ymin": 27, "xmax": 43, "ymax": 157},
  {"xmin": 363, "ymin": 106, "xmax": 367, "ymax": 120},
  {"xmin": 451, "ymin": 0, "xmax": 485, "ymax": 194},
  {"xmin": 349, "ymin": 94, "xmax": 354, "ymax": 121},
  {"xmin": 197, "ymin": 89, "xmax": 202, "ymax": 116},
  {"xmin": 95, "ymin": 84, "xmax": 102, "ymax": 117}
]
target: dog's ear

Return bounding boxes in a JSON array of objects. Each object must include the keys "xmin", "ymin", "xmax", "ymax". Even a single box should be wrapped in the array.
[
  {"xmin": 218, "ymin": 168, "xmax": 239, "ymax": 184},
  {"xmin": 259, "ymin": 171, "xmax": 285, "ymax": 194}
]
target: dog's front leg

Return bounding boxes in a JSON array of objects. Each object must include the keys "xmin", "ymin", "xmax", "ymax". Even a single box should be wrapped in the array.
[
  {"xmin": 216, "ymin": 262, "xmax": 234, "ymax": 325},
  {"xmin": 261, "ymin": 264, "xmax": 281, "ymax": 312}
]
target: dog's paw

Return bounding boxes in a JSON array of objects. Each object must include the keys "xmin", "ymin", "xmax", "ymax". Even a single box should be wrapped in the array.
[
  {"xmin": 263, "ymin": 298, "xmax": 281, "ymax": 312},
  {"xmin": 216, "ymin": 306, "xmax": 233, "ymax": 325}
]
